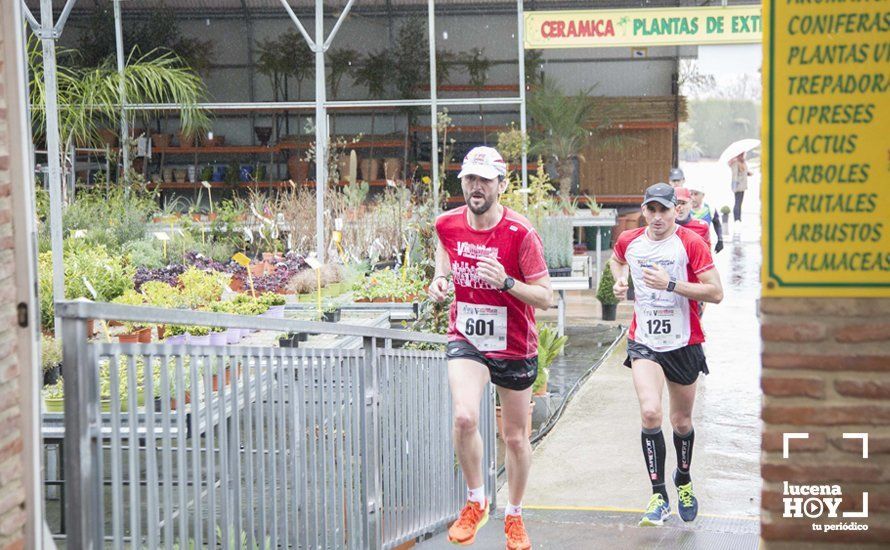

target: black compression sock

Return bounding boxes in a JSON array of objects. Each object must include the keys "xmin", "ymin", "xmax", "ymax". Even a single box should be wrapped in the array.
[
  {"xmin": 673, "ymin": 428, "xmax": 695, "ymax": 486},
  {"xmin": 641, "ymin": 427, "xmax": 668, "ymax": 502}
]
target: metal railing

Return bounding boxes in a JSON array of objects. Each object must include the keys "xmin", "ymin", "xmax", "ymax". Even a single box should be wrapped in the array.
[{"xmin": 51, "ymin": 301, "xmax": 497, "ymax": 549}]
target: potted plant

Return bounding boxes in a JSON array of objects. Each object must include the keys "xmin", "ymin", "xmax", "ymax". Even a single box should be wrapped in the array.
[
  {"xmin": 342, "ymin": 179, "xmax": 369, "ymax": 220},
  {"xmin": 597, "ymin": 268, "xmax": 620, "ymax": 321},
  {"xmin": 534, "ymin": 324, "xmax": 568, "ymax": 396},
  {"xmin": 43, "ymin": 379, "xmax": 65, "ymax": 413},
  {"xmin": 527, "ymin": 80, "xmax": 626, "ymax": 197},
  {"xmin": 258, "ymin": 292, "xmax": 286, "ymax": 318},
  {"xmin": 720, "ymin": 205, "xmax": 731, "ymax": 228},
  {"xmin": 321, "ymin": 297, "xmax": 343, "ymax": 323},
  {"xmin": 539, "ymin": 216, "xmax": 574, "ymax": 277},
  {"xmin": 113, "ymin": 290, "xmax": 150, "ymax": 342},
  {"xmin": 187, "ymin": 325, "xmax": 212, "ymax": 346},
  {"xmin": 42, "ymin": 335, "xmax": 63, "ymax": 387}
]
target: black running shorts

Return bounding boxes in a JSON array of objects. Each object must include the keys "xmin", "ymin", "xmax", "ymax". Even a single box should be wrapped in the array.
[
  {"xmin": 446, "ymin": 340, "xmax": 538, "ymax": 391},
  {"xmin": 623, "ymin": 339, "xmax": 709, "ymax": 386}
]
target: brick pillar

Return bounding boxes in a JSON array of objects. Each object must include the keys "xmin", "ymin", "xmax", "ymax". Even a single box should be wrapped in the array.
[
  {"xmin": 760, "ymin": 299, "xmax": 890, "ymax": 545},
  {"xmin": 0, "ymin": 20, "xmax": 27, "ymax": 550}
]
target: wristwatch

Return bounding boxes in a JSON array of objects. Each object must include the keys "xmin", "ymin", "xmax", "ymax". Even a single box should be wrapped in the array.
[
  {"xmin": 500, "ymin": 276, "xmax": 515, "ymax": 292},
  {"xmin": 666, "ymin": 278, "xmax": 677, "ymax": 292}
]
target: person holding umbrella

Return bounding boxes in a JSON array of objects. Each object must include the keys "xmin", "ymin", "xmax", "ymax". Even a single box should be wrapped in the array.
[{"xmin": 729, "ymin": 152, "xmax": 752, "ymax": 223}]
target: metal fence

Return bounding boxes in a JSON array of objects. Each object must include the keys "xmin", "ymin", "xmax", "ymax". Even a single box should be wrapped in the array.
[{"xmin": 51, "ymin": 301, "xmax": 496, "ymax": 549}]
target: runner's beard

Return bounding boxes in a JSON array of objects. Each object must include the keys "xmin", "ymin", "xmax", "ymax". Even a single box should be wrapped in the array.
[{"xmin": 465, "ymin": 191, "xmax": 495, "ymax": 215}]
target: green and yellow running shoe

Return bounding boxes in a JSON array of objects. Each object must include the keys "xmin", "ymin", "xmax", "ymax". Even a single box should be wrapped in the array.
[{"xmin": 638, "ymin": 493, "xmax": 671, "ymax": 527}]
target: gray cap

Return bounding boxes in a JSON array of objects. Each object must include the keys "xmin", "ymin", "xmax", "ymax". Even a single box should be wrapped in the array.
[
  {"xmin": 643, "ymin": 183, "xmax": 676, "ymax": 208},
  {"xmin": 669, "ymin": 167, "xmax": 685, "ymax": 181}
]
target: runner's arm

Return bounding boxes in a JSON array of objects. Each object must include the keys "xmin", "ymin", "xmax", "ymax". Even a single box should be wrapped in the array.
[
  {"xmin": 675, "ymin": 268, "xmax": 723, "ymax": 304},
  {"xmin": 711, "ymin": 215, "xmax": 724, "ymax": 253},
  {"xmin": 609, "ymin": 255, "xmax": 630, "ymax": 300},
  {"xmin": 507, "ymin": 275, "xmax": 552, "ymax": 311},
  {"xmin": 433, "ymin": 238, "xmax": 451, "ymax": 280}
]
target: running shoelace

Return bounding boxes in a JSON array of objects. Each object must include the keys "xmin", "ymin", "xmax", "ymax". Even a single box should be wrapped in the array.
[
  {"xmin": 678, "ymin": 485, "xmax": 694, "ymax": 508},
  {"xmin": 455, "ymin": 502, "xmax": 483, "ymax": 529},
  {"xmin": 646, "ymin": 494, "xmax": 665, "ymax": 514},
  {"xmin": 505, "ymin": 517, "xmax": 527, "ymax": 542}
]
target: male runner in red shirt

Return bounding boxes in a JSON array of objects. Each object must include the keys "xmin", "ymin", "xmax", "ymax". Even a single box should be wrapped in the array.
[
  {"xmin": 610, "ymin": 183, "xmax": 723, "ymax": 527},
  {"xmin": 429, "ymin": 146, "xmax": 552, "ymax": 550}
]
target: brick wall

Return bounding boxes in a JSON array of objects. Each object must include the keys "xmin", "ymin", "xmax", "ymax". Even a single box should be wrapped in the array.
[
  {"xmin": 760, "ymin": 298, "xmax": 890, "ymax": 546},
  {"xmin": 0, "ymin": 22, "xmax": 27, "ymax": 550}
]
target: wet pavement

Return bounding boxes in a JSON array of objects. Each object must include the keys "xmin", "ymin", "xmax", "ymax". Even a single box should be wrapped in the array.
[{"xmin": 420, "ymin": 160, "xmax": 764, "ymax": 547}]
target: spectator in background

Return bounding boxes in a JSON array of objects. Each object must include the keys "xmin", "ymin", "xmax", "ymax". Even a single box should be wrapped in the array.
[
  {"xmin": 728, "ymin": 153, "xmax": 751, "ymax": 223},
  {"xmin": 668, "ymin": 167, "xmax": 685, "ymax": 188},
  {"xmin": 687, "ymin": 183, "xmax": 723, "ymax": 253}
]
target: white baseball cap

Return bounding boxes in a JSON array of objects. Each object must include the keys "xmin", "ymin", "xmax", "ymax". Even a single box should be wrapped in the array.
[
  {"xmin": 457, "ymin": 146, "xmax": 507, "ymax": 180},
  {"xmin": 685, "ymin": 182, "xmax": 705, "ymax": 193}
]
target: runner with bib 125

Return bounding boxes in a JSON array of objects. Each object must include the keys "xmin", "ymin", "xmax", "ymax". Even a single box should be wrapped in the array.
[
  {"xmin": 609, "ymin": 183, "xmax": 724, "ymax": 527},
  {"xmin": 429, "ymin": 146, "xmax": 552, "ymax": 550}
]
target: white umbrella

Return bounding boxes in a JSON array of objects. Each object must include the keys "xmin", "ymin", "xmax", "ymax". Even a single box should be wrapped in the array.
[{"xmin": 718, "ymin": 138, "xmax": 760, "ymax": 165}]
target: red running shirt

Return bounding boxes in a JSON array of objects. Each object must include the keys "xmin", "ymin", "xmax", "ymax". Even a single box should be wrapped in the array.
[
  {"xmin": 678, "ymin": 216, "xmax": 711, "ymax": 246},
  {"xmin": 435, "ymin": 206, "xmax": 548, "ymax": 359},
  {"xmin": 613, "ymin": 225, "xmax": 715, "ymax": 351}
]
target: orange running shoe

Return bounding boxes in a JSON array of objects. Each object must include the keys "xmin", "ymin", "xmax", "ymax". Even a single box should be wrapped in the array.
[
  {"xmin": 447, "ymin": 500, "xmax": 489, "ymax": 545},
  {"xmin": 504, "ymin": 514, "xmax": 531, "ymax": 550}
]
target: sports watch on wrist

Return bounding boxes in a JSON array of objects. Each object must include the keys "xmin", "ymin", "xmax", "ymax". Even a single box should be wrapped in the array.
[
  {"xmin": 500, "ymin": 276, "xmax": 515, "ymax": 292},
  {"xmin": 666, "ymin": 278, "xmax": 677, "ymax": 292}
]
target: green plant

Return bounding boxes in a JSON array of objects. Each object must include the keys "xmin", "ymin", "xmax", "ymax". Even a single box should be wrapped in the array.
[
  {"xmin": 353, "ymin": 50, "xmax": 391, "ymax": 158},
  {"xmin": 524, "ymin": 49, "xmax": 545, "ymax": 87},
  {"xmin": 63, "ymin": 241, "xmax": 136, "ymax": 302},
  {"xmin": 533, "ymin": 324, "xmax": 567, "ymax": 394},
  {"xmin": 124, "ymin": 238, "xmax": 167, "ymax": 269},
  {"xmin": 342, "ymin": 179, "xmax": 369, "ymax": 211},
  {"xmin": 178, "ymin": 267, "xmax": 230, "ymax": 309},
  {"xmin": 43, "ymin": 379, "xmax": 64, "ymax": 400},
  {"xmin": 257, "ymin": 292, "xmax": 286, "ymax": 307},
  {"xmin": 720, "ymin": 205, "xmax": 731, "ymax": 215},
  {"xmin": 538, "ymin": 216, "xmax": 573, "ymax": 270},
  {"xmin": 528, "ymin": 80, "xmax": 624, "ymax": 197},
  {"xmin": 112, "ymin": 289, "xmax": 148, "ymax": 333},
  {"xmin": 186, "ymin": 326, "xmax": 210, "ymax": 337},
  {"xmin": 596, "ymin": 268, "xmax": 619, "ymax": 305},
  {"xmin": 28, "ymin": 33, "xmax": 209, "ymax": 174},
  {"xmin": 41, "ymin": 335, "xmax": 62, "ymax": 374},
  {"xmin": 140, "ymin": 280, "xmax": 180, "ymax": 308}
]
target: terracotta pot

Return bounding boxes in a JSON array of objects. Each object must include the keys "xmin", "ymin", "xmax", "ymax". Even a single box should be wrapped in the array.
[
  {"xmin": 118, "ymin": 333, "xmax": 140, "ymax": 344},
  {"xmin": 137, "ymin": 327, "xmax": 152, "ymax": 344},
  {"xmin": 230, "ymin": 278, "xmax": 245, "ymax": 292},
  {"xmin": 359, "ymin": 158, "xmax": 381, "ymax": 181},
  {"xmin": 287, "ymin": 156, "xmax": 309, "ymax": 183},
  {"xmin": 250, "ymin": 263, "xmax": 267, "ymax": 278},
  {"xmin": 157, "ymin": 325, "xmax": 166, "ymax": 340},
  {"xmin": 192, "ymin": 214, "xmax": 203, "ymax": 222},
  {"xmin": 495, "ymin": 402, "xmax": 535, "ymax": 439},
  {"xmin": 97, "ymin": 129, "xmax": 119, "ymax": 147},
  {"xmin": 383, "ymin": 157, "xmax": 402, "ymax": 180},
  {"xmin": 176, "ymin": 130, "xmax": 195, "ymax": 147},
  {"xmin": 87, "ymin": 319, "xmax": 96, "ymax": 337},
  {"xmin": 207, "ymin": 212, "xmax": 218, "ymax": 221},
  {"xmin": 151, "ymin": 133, "xmax": 172, "ymax": 148}
]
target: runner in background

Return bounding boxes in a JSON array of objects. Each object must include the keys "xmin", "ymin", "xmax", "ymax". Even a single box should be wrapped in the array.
[{"xmin": 688, "ymin": 183, "xmax": 724, "ymax": 253}]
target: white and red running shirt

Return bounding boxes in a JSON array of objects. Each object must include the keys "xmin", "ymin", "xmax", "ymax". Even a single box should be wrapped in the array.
[
  {"xmin": 613, "ymin": 225, "xmax": 716, "ymax": 352},
  {"xmin": 435, "ymin": 206, "xmax": 548, "ymax": 359}
]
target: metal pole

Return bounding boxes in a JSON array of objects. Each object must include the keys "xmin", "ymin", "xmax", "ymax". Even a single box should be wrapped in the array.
[
  {"xmin": 517, "ymin": 0, "xmax": 529, "ymax": 194},
  {"xmin": 39, "ymin": 0, "xmax": 65, "ymax": 338},
  {"xmin": 114, "ymin": 0, "xmax": 130, "ymax": 178},
  {"xmin": 314, "ymin": 0, "xmax": 327, "ymax": 262},
  {"xmin": 428, "ymin": 0, "xmax": 439, "ymax": 213},
  {"xmin": 61, "ymin": 314, "xmax": 102, "ymax": 548}
]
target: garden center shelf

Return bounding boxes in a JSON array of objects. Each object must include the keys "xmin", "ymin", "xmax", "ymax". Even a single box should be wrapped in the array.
[
  {"xmin": 152, "ymin": 140, "xmax": 404, "ymax": 155},
  {"xmin": 150, "ymin": 179, "xmax": 395, "ymax": 190}
]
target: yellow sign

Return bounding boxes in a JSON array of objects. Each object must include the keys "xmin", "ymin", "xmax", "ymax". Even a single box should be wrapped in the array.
[
  {"xmin": 231, "ymin": 252, "xmax": 251, "ymax": 268},
  {"xmin": 524, "ymin": 6, "xmax": 761, "ymax": 49},
  {"xmin": 762, "ymin": 1, "xmax": 890, "ymax": 297}
]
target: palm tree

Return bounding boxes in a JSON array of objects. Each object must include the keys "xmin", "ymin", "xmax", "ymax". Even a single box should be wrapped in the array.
[
  {"xmin": 353, "ymin": 51, "xmax": 390, "ymax": 160},
  {"xmin": 464, "ymin": 49, "xmax": 492, "ymax": 144},
  {"xmin": 28, "ymin": 33, "xmax": 209, "ymax": 193},
  {"xmin": 327, "ymin": 48, "xmax": 358, "ymax": 135},
  {"xmin": 527, "ymin": 80, "xmax": 624, "ymax": 197}
]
